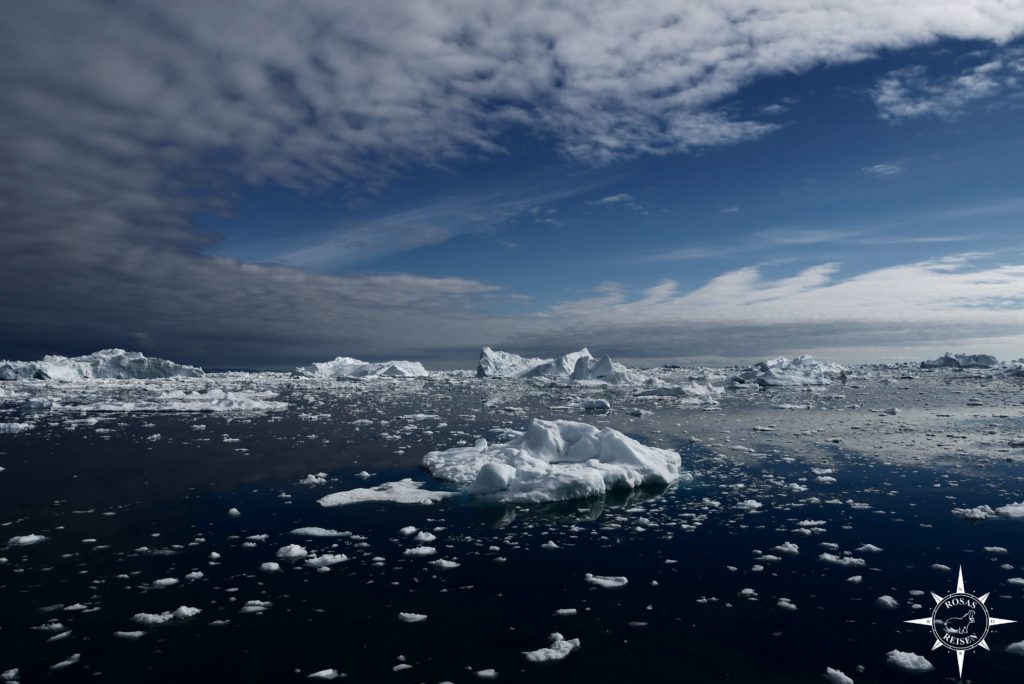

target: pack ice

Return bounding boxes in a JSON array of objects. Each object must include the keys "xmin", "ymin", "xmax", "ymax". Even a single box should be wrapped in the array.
[
  {"xmin": 731, "ymin": 355, "xmax": 845, "ymax": 387},
  {"xmin": 476, "ymin": 347, "xmax": 638, "ymax": 384},
  {"xmin": 294, "ymin": 356, "xmax": 428, "ymax": 379},
  {"xmin": 422, "ymin": 419, "xmax": 684, "ymax": 503},
  {"xmin": 0, "ymin": 349, "xmax": 204, "ymax": 381}
]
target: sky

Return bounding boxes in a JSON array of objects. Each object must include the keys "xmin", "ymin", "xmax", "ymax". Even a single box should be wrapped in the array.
[{"xmin": 2, "ymin": 1, "xmax": 1024, "ymax": 369}]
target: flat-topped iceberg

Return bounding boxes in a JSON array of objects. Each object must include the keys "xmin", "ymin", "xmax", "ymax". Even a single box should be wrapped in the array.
[
  {"xmin": 0, "ymin": 349, "xmax": 204, "ymax": 381},
  {"xmin": 731, "ymin": 355, "xmax": 845, "ymax": 387},
  {"xmin": 295, "ymin": 356, "xmax": 428, "ymax": 379},
  {"xmin": 634, "ymin": 381, "xmax": 722, "ymax": 399},
  {"xmin": 422, "ymin": 418, "xmax": 684, "ymax": 503},
  {"xmin": 920, "ymin": 352, "xmax": 999, "ymax": 369}
]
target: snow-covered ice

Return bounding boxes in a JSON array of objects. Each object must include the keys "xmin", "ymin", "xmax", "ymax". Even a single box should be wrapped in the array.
[
  {"xmin": 422, "ymin": 418, "xmax": 684, "ymax": 503},
  {"xmin": 731, "ymin": 355, "xmax": 845, "ymax": 387},
  {"xmin": 317, "ymin": 479, "xmax": 458, "ymax": 507},
  {"xmin": 523, "ymin": 632, "xmax": 580, "ymax": 662}
]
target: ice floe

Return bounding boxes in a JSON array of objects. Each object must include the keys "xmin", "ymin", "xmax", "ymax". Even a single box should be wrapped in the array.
[
  {"xmin": 0, "ymin": 349, "xmax": 203, "ymax": 381},
  {"xmin": 317, "ymin": 479, "xmax": 458, "ymax": 507},
  {"xmin": 422, "ymin": 418, "xmax": 684, "ymax": 503},
  {"xmin": 524, "ymin": 632, "xmax": 581, "ymax": 662},
  {"xmin": 885, "ymin": 650, "xmax": 932, "ymax": 672}
]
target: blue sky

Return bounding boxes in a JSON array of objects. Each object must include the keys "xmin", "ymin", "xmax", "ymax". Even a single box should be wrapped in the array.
[{"xmin": 3, "ymin": 2, "xmax": 1024, "ymax": 367}]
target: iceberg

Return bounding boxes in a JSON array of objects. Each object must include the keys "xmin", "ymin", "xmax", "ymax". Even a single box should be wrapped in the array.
[
  {"xmin": 476, "ymin": 347, "xmax": 550, "ymax": 378},
  {"xmin": 294, "ymin": 356, "xmax": 428, "ymax": 379},
  {"xmin": 0, "ymin": 349, "xmax": 204, "ymax": 381},
  {"xmin": 422, "ymin": 418, "xmax": 684, "ymax": 504},
  {"xmin": 522, "ymin": 348, "xmax": 595, "ymax": 379},
  {"xmin": 476, "ymin": 346, "xmax": 641, "ymax": 384},
  {"xmin": 569, "ymin": 355, "xmax": 639, "ymax": 384},
  {"xmin": 920, "ymin": 352, "xmax": 999, "ymax": 369},
  {"xmin": 731, "ymin": 355, "xmax": 845, "ymax": 387},
  {"xmin": 634, "ymin": 381, "xmax": 722, "ymax": 399}
]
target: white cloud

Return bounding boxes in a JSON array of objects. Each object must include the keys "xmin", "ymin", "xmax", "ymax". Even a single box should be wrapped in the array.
[
  {"xmin": 860, "ymin": 161, "xmax": 905, "ymax": 176},
  {"xmin": 595, "ymin": 193, "xmax": 634, "ymax": 205},
  {"xmin": 873, "ymin": 50, "xmax": 1023, "ymax": 120}
]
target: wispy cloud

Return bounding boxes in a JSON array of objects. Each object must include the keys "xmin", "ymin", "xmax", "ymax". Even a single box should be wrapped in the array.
[
  {"xmin": 860, "ymin": 161, "xmax": 905, "ymax": 176},
  {"xmin": 873, "ymin": 50, "xmax": 1024, "ymax": 120}
]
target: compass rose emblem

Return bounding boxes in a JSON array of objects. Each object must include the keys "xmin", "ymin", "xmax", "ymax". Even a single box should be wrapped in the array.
[{"xmin": 905, "ymin": 566, "xmax": 1017, "ymax": 677}]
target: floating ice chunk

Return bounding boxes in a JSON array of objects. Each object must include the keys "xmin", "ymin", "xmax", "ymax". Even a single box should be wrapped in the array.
[
  {"xmin": 114, "ymin": 630, "xmax": 146, "ymax": 640},
  {"xmin": 423, "ymin": 419, "xmax": 683, "ymax": 504},
  {"xmin": 555, "ymin": 608, "xmax": 578, "ymax": 616},
  {"xmin": 428, "ymin": 558, "xmax": 460, "ymax": 569},
  {"xmin": 7, "ymin": 534, "xmax": 48, "ymax": 547},
  {"xmin": 69, "ymin": 388, "xmax": 287, "ymax": 413},
  {"xmin": 856, "ymin": 544, "xmax": 883, "ymax": 553},
  {"xmin": 819, "ymin": 553, "xmax": 865, "ymax": 567},
  {"xmin": 403, "ymin": 546, "xmax": 436, "ymax": 557},
  {"xmin": 952, "ymin": 502, "xmax": 1024, "ymax": 521},
  {"xmin": 0, "ymin": 422, "xmax": 32, "ymax": 433},
  {"xmin": 584, "ymin": 573, "xmax": 628, "ymax": 588},
  {"xmin": 398, "ymin": 612, "xmax": 427, "ymax": 623},
  {"xmin": 475, "ymin": 669, "xmax": 498, "ymax": 679},
  {"xmin": 300, "ymin": 472, "xmax": 328, "ymax": 485},
  {"xmin": 579, "ymin": 398, "xmax": 611, "ymax": 410},
  {"xmin": 307, "ymin": 669, "xmax": 342, "ymax": 680},
  {"xmin": 0, "ymin": 349, "xmax": 203, "ymax": 381},
  {"xmin": 414, "ymin": 531, "xmax": 436, "ymax": 543},
  {"xmin": 524, "ymin": 632, "xmax": 580, "ymax": 662},
  {"xmin": 260, "ymin": 562, "xmax": 281, "ymax": 573},
  {"xmin": 131, "ymin": 606, "xmax": 201, "ymax": 625},
  {"xmin": 305, "ymin": 553, "xmax": 347, "ymax": 568},
  {"xmin": 294, "ymin": 356, "xmax": 428, "ymax": 379},
  {"xmin": 875, "ymin": 595, "xmax": 899, "ymax": 609},
  {"xmin": 634, "ymin": 381, "xmax": 722, "ymax": 399},
  {"xmin": 50, "ymin": 653, "xmax": 81, "ymax": 671},
  {"xmin": 151, "ymin": 577, "xmax": 179, "ymax": 588},
  {"xmin": 823, "ymin": 667, "xmax": 854, "ymax": 684},
  {"xmin": 736, "ymin": 500, "xmax": 762, "ymax": 511},
  {"xmin": 731, "ymin": 355, "xmax": 845, "ymax": 387},
  {"xmin": 777, "ymin": 598, "xmax": 797, "ymax": 611},
  {"xmin": 290, "ymin": 527, "xmax": 347, "ymax": 538},
  {"xmin": 228, "ymin": 508, "xmax": 241, "ymax": 517},
  {"xmin": 1007, "ymin": 640, "xmax": 1024, "ymax": 657},
  {"xmin": 240, "ymin": 600, "xmax": 272, "ymax": 614},
  {"xmin": 276, "ymin": 544, "xmax": 308, "ymax": 560},
  {"xmin": 885, "ymin": 650, "xmax": 932, "ymax": 672},
  {"xmin": 772, "ymin": 542, "xmax": 799, "ymax": 556},
  {"xmin": 318, "ymin": 479, "xmax": 457, "ymax": 507}
]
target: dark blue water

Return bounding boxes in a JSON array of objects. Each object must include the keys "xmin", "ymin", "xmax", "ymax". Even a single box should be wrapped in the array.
[{"xmin": 3, "ymin": 386, "xmax": 1024, "ymax": 682}]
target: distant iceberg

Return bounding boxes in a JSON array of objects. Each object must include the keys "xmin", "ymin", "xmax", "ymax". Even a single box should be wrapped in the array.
[
  {"xmin": 294, "ymin": 356, "xmax": 428, "ymax": 379},
  {"xmin": 422, "ymin": 418, "xmax": 684, "ymax": 504},
  {"xmin": 476, "ymin": 347, "xmax": 639, "ymax": 384},
  {"xmin": 0, "ymin": 349, "xmax": 204, "ymax": 381},
  {"xmin": 476, "ymin": 347, "xmax": 552, "ymax": 378},
  {"xmin": 920, "ymin": 352, "xmax": 999, "ymax": 369},
  {"xmin": 731, "ymin": 355, "xmax": 846, "ymax": 387}
]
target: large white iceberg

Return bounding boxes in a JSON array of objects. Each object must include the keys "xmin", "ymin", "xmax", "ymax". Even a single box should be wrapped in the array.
[
  {"xmin": 522, "ymin": 348, "xmax": 595, "ymax": 379},
  {"xmin": 476, "ymin": 347, "xmax": 638, "ymax": 384},
  {"xmin": 634, "ymin": 381, "xmax": 722, "ymax": 399},
  {"xmin": 731, "ymin": 355, "xmax": 845, "ymax": 387},
  {"xmin": 0, "ymin": 349, "xmax": 204, "ymax": 381},
  {"xmin": 477, "ymin": 347, "xmax": 551, "ymax": 378},
  {"xmin": 422, "ymin": 419, "xmax": 684, "ymax": 503},
  {"xmin": 920, "ymin": 352, "xmax": 999, "ymax": 369},
  {"xmin": 317, "ymin": 479, "xmax": 457, "ymax": 506},
  {"xmin": 295, "ymin": 356, "xmax": 428, "ymax": 379}
]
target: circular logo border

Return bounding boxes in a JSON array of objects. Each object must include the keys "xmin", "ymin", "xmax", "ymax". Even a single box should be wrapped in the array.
[{"xmin": 931, "ymin": 592, "xmax": 990, "ymax": 651}]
